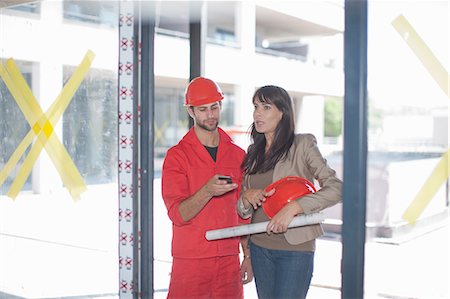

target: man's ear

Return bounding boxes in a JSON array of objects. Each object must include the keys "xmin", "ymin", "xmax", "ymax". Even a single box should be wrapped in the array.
[{"xmin": 186, "ymin": 106, "xmax": 194, "ymax": 118}]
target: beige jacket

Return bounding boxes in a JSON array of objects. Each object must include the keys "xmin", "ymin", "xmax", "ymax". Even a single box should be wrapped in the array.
[{"xmin": 240, "ymin": 133, "xmax": 342, "ymax": 245}]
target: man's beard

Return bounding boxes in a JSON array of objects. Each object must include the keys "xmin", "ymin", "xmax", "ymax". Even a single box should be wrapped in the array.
[{"xmin": 197, "ymin": 118, "xmax": 219, "ymax": 132}]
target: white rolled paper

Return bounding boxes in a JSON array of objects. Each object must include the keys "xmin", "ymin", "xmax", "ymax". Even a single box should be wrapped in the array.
[{"xmin": 205, "ymin": 212, "xmax": 325, "ymax": 241}]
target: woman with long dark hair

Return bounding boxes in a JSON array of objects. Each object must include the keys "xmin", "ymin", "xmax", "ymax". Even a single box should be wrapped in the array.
[{"xmin": 238, "ymin": 85, "xmax": 342, "ymax": 299}]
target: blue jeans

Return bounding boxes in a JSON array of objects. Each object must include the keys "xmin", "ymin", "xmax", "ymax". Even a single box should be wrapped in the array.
[{"xmin": 250, "ymin": 242, "xmax": 314, "ymax": 299}]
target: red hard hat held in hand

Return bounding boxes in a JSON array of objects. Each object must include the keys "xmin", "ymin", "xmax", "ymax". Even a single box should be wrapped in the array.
[
  {"xmin": 262, "ymin": 176, "xmax": 316, "ymax": 219},
  {"xmin": 185, "ymin": 77, "xmax": 224, "ymax": 106}
]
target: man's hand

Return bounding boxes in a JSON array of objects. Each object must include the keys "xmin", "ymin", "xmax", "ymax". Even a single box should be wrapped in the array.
[
  {"xmin": 178, "ymin": 174, "xmax": 238, "ymax": 222},
  {"xmin": 240, "ymin": 256, "xmax": 253, "ymax": 284},
  {"xmin": 204, "ymin": 174, "xmax": 238, "ymax": 197}
]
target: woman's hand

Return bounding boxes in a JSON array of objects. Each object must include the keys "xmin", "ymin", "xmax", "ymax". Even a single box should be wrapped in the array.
[
  {"xmin": 242, "ymin": 188, "xmax": 275, "ymax": 210},
  {"xmin": 266, "ymin": 201, "xmax": 303, "ymax": 234}
]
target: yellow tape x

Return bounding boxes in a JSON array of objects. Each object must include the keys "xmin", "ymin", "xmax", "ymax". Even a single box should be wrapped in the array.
[
  {"xmin": 0, "ymin": 50, "xmax": 95, "ymax": 200},
  {"xmin": 392, "ymin": 15, "xmax": 449, "ymax": 223}
]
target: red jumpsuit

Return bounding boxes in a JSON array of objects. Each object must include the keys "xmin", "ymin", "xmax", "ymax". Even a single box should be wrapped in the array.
[{"xmin": 162, "ymin": 127, "xmax": 246, "ymax": 298}]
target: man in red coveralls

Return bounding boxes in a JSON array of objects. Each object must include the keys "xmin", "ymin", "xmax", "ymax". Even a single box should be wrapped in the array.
[{"xmin": 162, "ymin": 77, "xmax": 252, "ymax": 299}]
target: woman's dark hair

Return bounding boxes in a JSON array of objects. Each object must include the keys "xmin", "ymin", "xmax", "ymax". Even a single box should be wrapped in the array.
[{"xmin": 241, "ymin": 85, "xmax": 295, "ymax": 175}]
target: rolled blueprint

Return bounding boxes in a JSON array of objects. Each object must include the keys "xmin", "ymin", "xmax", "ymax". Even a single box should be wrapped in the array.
[{"xmin": 205, "ymin": 212, "xmax": 325, "ymax": 241}]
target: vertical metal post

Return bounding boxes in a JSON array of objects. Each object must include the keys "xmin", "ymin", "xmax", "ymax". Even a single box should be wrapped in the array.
[
  {"xmin": 141, "ymin": 1, "xmax": 155, "ymax": 298},
  {"xmin": 188, "ymin": 1, "xmax": 207, "ymax": 128},
  {"xmin": 342, "ymin": 0, "xmax": 368, "ymax": 298},
  {"xmin": 133, "ymin": 1, "xmax": 155, "ymax": 298}
]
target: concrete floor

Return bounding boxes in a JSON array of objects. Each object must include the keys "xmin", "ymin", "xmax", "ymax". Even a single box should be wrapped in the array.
[
  {"xmin": 1, "ymin": 222, "xmax": 448, "ymax": 299},
  {"xmin": 0, "ymin": 180, "xmax": 448, "ymax": 299}
]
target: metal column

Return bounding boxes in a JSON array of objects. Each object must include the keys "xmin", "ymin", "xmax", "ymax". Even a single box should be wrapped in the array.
[
  {"xmin": 341, "ymin": 0, "xmax": 368, "ymax": 298},
  {"xmin": 133, "ymin": 1, "xmax": 155, "ymax": 298}
]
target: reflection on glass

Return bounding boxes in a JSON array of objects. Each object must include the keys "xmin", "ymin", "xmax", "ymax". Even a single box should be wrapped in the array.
[
  {"xmin": 5, "ymin": 2, "xmax": 40, "ymax": 14},
  {"xmin": 63, "ymin": 66, "xmax": 118, "ymax": 184},
  {"xmin": 63, "ymin": 0, "xmax": 117, "ymax": 28}
]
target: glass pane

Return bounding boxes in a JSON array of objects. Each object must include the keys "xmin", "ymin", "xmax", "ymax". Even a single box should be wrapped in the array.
[
  {"xmin": 155, "ymin": 1, "xmax": 189, "ymax": 38},
  {"xmin": 255, "ymin": 2, "xmax": 343, "ymax": 66},
  {"xmin": 207, "ymin": 2, "xmax": 237, "ymax": 47},
  {"xmin": 4, "ymin": 2, "xmax": 40, "ymax": 14},
  {"xmin": 0, "ymin": 62, "xmax": 33, "ymax": 194},
  {"xmin": 0, "ymin": 1, "xmax": 119, "ymax": 298},
  {"xmin": 154, "ymin": 1, "xmax": 237, "ymax": 47},
  {"xmin": 64, "ymin": 0, "xmax": 117, "ymax": 28},
  {"xmin": 63, "ymin": 66, "xmax": 118, "ymax": 184},
  {"xmin": 153, "ymin": 2, "xmax": 344, "ymax": 298},
  {"xmin": 366, "ymin": 1, "xmax": 449, "ymax": 298}
]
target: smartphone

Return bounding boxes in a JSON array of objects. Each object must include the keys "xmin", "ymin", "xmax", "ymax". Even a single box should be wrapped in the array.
[{"xmin": 218, "ymin": 175, "xmax": 232, "ymax": 184}]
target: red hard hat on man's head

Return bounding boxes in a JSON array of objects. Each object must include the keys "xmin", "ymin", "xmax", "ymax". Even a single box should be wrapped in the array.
[
  {"xmin": 262, "ymin": 176, "xmax": 316, "ymax": 219},
  {"xmin": 185, "ymin": 77, "xmax": 224, "ymax": 106}
]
